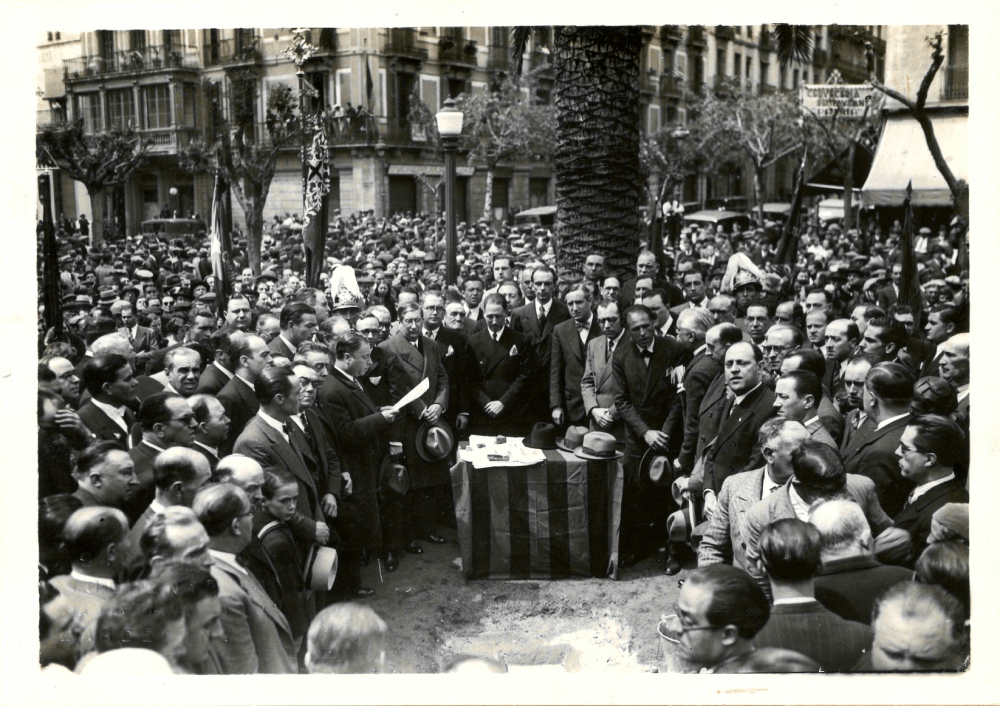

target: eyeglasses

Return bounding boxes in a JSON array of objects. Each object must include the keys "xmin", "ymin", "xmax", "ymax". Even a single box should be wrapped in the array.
[
  {"xmin": 168, "ymin": 414, "xmax": 197, "ymax": 425},
  {"xmin": 662, "ymin": 610, "xmax": 721, "ymax": 639}
]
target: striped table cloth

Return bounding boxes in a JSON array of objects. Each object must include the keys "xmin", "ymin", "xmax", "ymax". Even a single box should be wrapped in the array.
[{"xmin": 450, "ymin": 447, "xmax": 624, "ymax": 580}]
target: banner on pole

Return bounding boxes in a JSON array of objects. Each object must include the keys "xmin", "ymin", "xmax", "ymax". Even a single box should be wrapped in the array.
[
  {"xmin": 302, "ymin": 128, "xmax": 330, "ymax": 228},
  {"xmin": 800, "ymin": 84, "xmax": 871, "ymax": 119}
]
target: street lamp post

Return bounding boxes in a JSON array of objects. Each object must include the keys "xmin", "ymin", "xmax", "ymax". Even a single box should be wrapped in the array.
[{"xmin": 436, "ymin": 97, "xmax": 464, "ymax": 288}]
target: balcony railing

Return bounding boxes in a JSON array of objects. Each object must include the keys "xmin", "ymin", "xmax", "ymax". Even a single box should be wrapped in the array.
[
  {"xmin": 142, "ymin": 127, "xmax": 200, "ymax": 154},
  {"xmin": 247, "ymin": 115, "xmax": 426, "ymax": 150},
  {"xmin": 487, "ymin": 45, "xmax": 509, "ymax": 72},
  {"xmin": 941, "ymin": 64, "xmax": 968, "ymax": 101},
  {"xmin": 385, "ymin": 28, "xmax": 427, "ymax": 61},
  {"xmin": 715, "ymin": 26, "xmax": 735, "ymax": 42},
  {"xmin": 203, "ymin": 37, "xmax": 262, "ymax": 67},
  {"xmin": 64, "ymin": 44, "xmax": 198, "ymax": 78},
  {"xmin": 36, "ymin": 109, "xmax": 67, "ymax": 126},
  {"xmin": 660, "ymin": 75, "xmax": 683, "ymax": 97},
  {"xmin": 439, "ymin": 38, "xmax": 478, "ymax": 67},
  {"xmin": 687, "ymin": 26, "xmax": 706, "ymax": 46}
]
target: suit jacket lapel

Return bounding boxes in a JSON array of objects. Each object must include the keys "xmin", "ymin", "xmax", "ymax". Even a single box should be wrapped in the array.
[
  {"xmin": 847, "ymin": 414, "xmax": 910, "ymax": 459},
  {"xmin": 643, "ymin": 345, "xmax": 670, "ymax": 404},
  {"xmin": 596, "ymin": 337, "xmax": 614, "ymax": 387},
  {"xmin": 715, "ymin": 385, "xmax": 763, "ymax": 447},
  {"xmin": 217, "ymin": 559, "xmax": 292, "ymax": 638},
  {"xmin": 333, "ymin": 369, "xmax": 377, "ymax": 413},
  {"xmin": 260, "ymin": 420, "xmax": 316, "ymax": 495},
  {"xmin": 485, "ymin": 329, "xmax": 511, "ymax": 375},
  {"xmin": 391, "ymin": 335, "xmax": 425, "ymax": 377}
]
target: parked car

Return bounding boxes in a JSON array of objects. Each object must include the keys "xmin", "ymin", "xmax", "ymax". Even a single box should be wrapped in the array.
[
  {"xmin": 755, "ymin": 202, "xmax": 792, "ymax": 227},
  {"xmin": 513, "ymin": 205, "xmax": 557, "ymax": 229},
  {"xmin": 705, "ymin": 195, "xmax": 749, "ymax": 213},
  {"xmin": 683, "ymin": 210, "xmax": 752, "ymax": 233}
]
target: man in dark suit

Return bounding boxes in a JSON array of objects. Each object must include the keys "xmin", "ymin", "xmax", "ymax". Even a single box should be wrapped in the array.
[
  {"xmin": 613, "ymin": 304, "xmax": 691, "ymax": 571},
  {"xmin": 893, "ymin": 414, "xmax": 969, "ymax": 567},
  {"xmin": 920, "ymin": 305, "xmax": 960, "ymax": 377},
  {"xmin": 780, "ymin": 349, "xmax": 845, "ymax": 447},
  {"xmin": 196, "ymin": 328, "xmax": 238, "ymax": 395},
  {"xmin": 317, "ymin": 333, "xmax": 401, "ymax": 599},
  {"xmin": 580, "ymin": 300, "xmax": 627, "ymax": 442},
  {"xmin": 421, "ymin": 290, "xmax": 470, "ymax": 435},
  {"xmin": 752, "ymin": 519, "xmax": 873, "ymax": 673},
  {"xmin": 118, "ymin": 303, "xmax": 156, "ymax": 355},
  {"xmin": 821, "ymin": 319, "xmax": 861, "ymax": 397},
  {"xmin": 809, "ymin": 499, "xmax": 912, "ymax": 625},
  {"xmin": 234, "ymin": 367, "xmax": 331, "ymax": 554},
  {"xmin": 268, "ymin": 301, "xmax": 318, "ymax": 360},
  {"xmin": 876, "ymin": 264, "xmax": 902, "ymax": 311},
  {"xmin": 78, "ymin": 353, "xmax": 137, "ymax": 450},
  {"xmin": 216, "ymin": 334, "xmax": 272, "ymax": 453},
  {"xmin": 380, "ymin": 302, "xmax": 451, "ymax": 561},
  {"xmin": 126, "ymin": 392, "xmax": 198, "ymax": 524},
  {"xmin": 467, "ymin": 293, "xmax": 533, "ymax": 437},
  {"xmin": 697, "ymin": 342, "xmax": 776, "ymax": 519},
  {"xmin": 510, "ymin": 265, "xmax": 570, "ymax": 426},
  {"xmin": 192, "ymin": 484, "xmax": 297, "ymax": 674},
  {"xmin": 188, "ymin": 394, "xmax": 230, "ymax": 472},
  {"xmin": 842, "ymin": 362, "xmax": 915, "ymax": 517},
  {"xmin": 619, "ymin": 250, "xmax": 684, "ymax": 308},
  {"xmin": 550, "ymin": 284, "xmax": 602, "ymax": 428}
]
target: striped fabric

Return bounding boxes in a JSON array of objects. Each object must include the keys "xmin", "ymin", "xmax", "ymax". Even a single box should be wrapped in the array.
[{"xmin": 451, "ymin": 449, "xmax": 624, "ymax": 580}]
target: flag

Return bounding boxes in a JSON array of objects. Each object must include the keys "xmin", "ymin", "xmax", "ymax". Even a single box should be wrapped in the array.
[
  {"xmin": 365, "ymin": 57, "xmax": 375, "ymax": 112},
  {"xmin": 776, "ymin": 147, "xmax": 808, "ymax": 265},
  {"xmin": 899, "ymin": 180, "xmax": 921, "ymax": 312},
  {"xmin": 208, "ymin": 176, "xmax": 232, "ymax": 318},
  {"xmin": 302, "ymin": 128, "xmax": 330, "ymax": 287}
]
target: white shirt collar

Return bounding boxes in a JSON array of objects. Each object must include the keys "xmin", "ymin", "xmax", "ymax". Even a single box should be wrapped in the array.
[
  {"xmin": 149, "ymin": 498, "xmax": 169, "ymax": 515},
  {"xmin": 257, "ymin": 409, "xmax": 288, "ymax": 440},
  {"xmin": 658, "ymin": 313, "xmax": 674, "ymax": 336},
  {"xmin": 162, "ymin": 381, "xmax": 179, "ymax": 395},
  {"xmin": 129, "ymin": 324, "xmax": 138, "ymax": 338},
  {"xmin": 193, "ymin": 440, "xmax": 219, "ymax": 457},
  {"xmin": 876, "ymin": 412, "xmax": 910, "ymax": 431},
  {"xmin": 90, "ymin": 398, "xmax": 128, "ymax": 431},
  {"xmin": 788, "ymin": 483, "xmax": 811, "ymax": 521},
  {"xmin": 490, "ymin": 326, "xmax": 506, "ymax": 341},
  {"xmin": 142, "ymin": 439, "xmax": 166, "ymax": 452},
  {"xmin": 290, "ymin": 413, "xmax": 306, "ymax": 431},
  {"xmin": 733, "ymin": 382, "xmax": 763, "ymax": 406},
  {"xmin": 214, "ymin": 360, "xmax": 234, "ymax": 379},
  {"xmin": 235, "ymin": 374, "xmax": 255, "ymax": 391},
  {"xmin": 423, "ymin": 327, "xmax": 437, "ymax": 340},
  {"xmin": 773, "ymin": 596, "xmax": 817, "ymax": 606},
  {"xmin": 279, "ymin": 333, "xmax": 296, "ymax": 352},
  {"xmin": 804, "ymin": 416, "xmax": 822, "ymax": 427},
  {"xmin": 692, "ymin": 343, "xmax": 707, "ymax": 357},
  {"xmin": 70, "ymin": 570, "xmax": 115, "ymax": 590},
  {"xmin": 536, "ymin": 299, "xmax": 552, "ymax": 317},
  {"xmin": 762, "ymin": 471, "xmax": 783, "ymax": 499},
  {"xmin": 957, "ymin": 384, "xmax": 969, "ymax": 402},
  {"xmin": 909, "ymin": 473, "xmax": 956, "ymax": 504},
  {"xmin": 637, "ymin": 338, "xmax": 654, "ymax": 355},
  {"xmin": 209, "ymin": 549, "xmax": 248, "ymax": 575}
]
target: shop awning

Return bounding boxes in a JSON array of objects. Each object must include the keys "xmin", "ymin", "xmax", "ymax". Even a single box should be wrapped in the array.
[
  {"xmin": 803, "ymin": 144, "xmax": 872, "ymax": 197},
  {"xmin": 861, "ymin": 112, "xmax": 968, "ymax": 207}
]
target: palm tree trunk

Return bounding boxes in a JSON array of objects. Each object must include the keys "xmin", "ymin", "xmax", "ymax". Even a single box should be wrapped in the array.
[
  {"xmin": 554, "ymin": 26, "xmax": 643, "ymax": 284},
  {"xmin": 753, "ymin": 167, "xmax": 765, "ymax": 228}
]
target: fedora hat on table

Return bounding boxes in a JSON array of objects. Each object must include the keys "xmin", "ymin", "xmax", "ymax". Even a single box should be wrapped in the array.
[
  {"xmin": 523, "ymin": 422, "xmax": 558, "ymax": 450},
  {"xmin": 555, "ymin": 425, "xmax": 589, "ymax": 453},
  {"xmin": 573, "ymin": 431, "xmax": 624, "ymax": 461}
]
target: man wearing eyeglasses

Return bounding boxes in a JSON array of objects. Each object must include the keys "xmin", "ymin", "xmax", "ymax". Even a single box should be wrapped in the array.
[
  {"xmin": 550, "ymin": 284, "xmax": 601, "ymax": 429},
  {"xmin": 125, "ymin": 391, "xmax": 198, "ymax": 524},
  {"xmin": 420, "ymin": 290, "xmax": 470, "ymax": 435},
  {"xmin": 665, "ymin": 565, "xmax": 773, "ymax": 673}
]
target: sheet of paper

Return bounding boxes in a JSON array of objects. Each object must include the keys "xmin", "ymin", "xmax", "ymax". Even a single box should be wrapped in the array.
[{"xmin": 392, "ymin": 377, "xmax": 430, "ymax": 411}]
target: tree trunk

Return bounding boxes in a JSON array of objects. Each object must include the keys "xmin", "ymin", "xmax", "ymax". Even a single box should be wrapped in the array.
[
  {"xmin": 231, "ymin": 178, "xmax": 264, "ymax": 275},
  {"xmin": 753, "ymin": 167, "xmax": 765, "ymax": 228},
  {"xmin": 86, "ymin": 185, "xmax": 105, "ymax": 247},
  {"xmin": 554, "ymin": 26, "xmax": 643, "ymax": 284},
  {"xmin": 482, "ymin": 167, "xmax": 494, "ymax": 223},
  {"xmin": 842, "ymin": 140, "xmax": 856, "ymax": 231}
]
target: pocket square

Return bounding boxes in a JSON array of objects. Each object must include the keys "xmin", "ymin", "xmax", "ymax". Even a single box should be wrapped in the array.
[
  {"xmin": 445, "ymin": 345, "xmax": 455, "ymax": 357},
  {"xmin": 509, "ymin": 345, "xmax": 519, "ymax": 356},
  {"xmin": 369, "ymin": 376, "xmax": 382, "ymax": 385}
]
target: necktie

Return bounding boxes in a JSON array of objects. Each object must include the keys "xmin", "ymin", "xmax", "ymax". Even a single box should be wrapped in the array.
[
  {"xmin": 538, "ymin": 306, "xmax": 547, "ymax": 330},
  {"xmin": 281, "ymin": 422, "xmax": 292, "ymax": 440},
  {"xmin": 608, "ymin": 340, "xmax": 615, "ymax": 359},
  {"xmin": 126, "ymin": 328, "xmax": 134, "ymax": 344},
  {"xmin": 640, "ymin": 347, "xmax": 651, "ymax": 366}
]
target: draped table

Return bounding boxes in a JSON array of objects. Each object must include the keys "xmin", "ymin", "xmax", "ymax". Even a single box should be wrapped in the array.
[{"xmin": 450, "ymin": 444, "xmax": 624, "ymax": 580}]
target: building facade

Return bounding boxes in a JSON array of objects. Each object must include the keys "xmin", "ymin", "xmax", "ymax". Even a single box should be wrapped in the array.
[{"xmin": 39, "ymin": 25, "xmax": 887, "ymax": 236}]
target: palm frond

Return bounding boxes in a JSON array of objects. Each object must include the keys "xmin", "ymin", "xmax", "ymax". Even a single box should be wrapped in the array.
[
  {"xmin": 509, "ymin": 26, "xmax": 532, "ymax": 83},
  {"xmin": 773, "ymin": 24, "xmax": 813, "ymax": 68}
]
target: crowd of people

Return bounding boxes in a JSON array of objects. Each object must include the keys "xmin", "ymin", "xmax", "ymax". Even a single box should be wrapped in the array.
[{"xmin": 36, "ymin": 207, "xmax": 970, "ymax": 674}]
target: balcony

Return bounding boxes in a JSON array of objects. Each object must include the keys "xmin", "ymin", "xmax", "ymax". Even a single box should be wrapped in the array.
[
  {"xmin": 759, "ymin": 27, "xmax": 774, "ymax": 52},
  {"xmin": 660, "ymin": 75, "xmax": 683, "ymax": 98},
  {"xmin": 812, "ymin": 48, "xmax": 828, "ymax": 66},
  {"xmin": 487, "ymin": 45, "xmax": 509, "ymax": 72},
  {"xmin": 64, "ymin": 45, "xmax": 198, "ymax": 79},
  {"xmin": 660, "ymin": 25, "xmax": 683, "ymax": 45},
  {"xmin": 643, "ymin": 72, "xmax": 659, "ymax": 94},
  {"xmin": 142, "ymin": 127, "xmax": 201, "ymax": 155},
  {"xmin": 687, "ymin": 26, "xmax": 706, "ymax": 47},
  {"xmin": 715, "ymin": 26, "xmax": 735, "ymax": 42},
  {"xmin": 385, "ymin": 28, "xmax": 427, "ymax": 62},
  {"xmin": 439, "ymin": 37, "xmax": 478, "ymax": 68},
  {"xmin": 202, "ymin": 37, "xmax": 262, "ymax": 68},
  {"xmin": 941, "ymin": 64, "xmax": 968, "ymax": 101}
]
